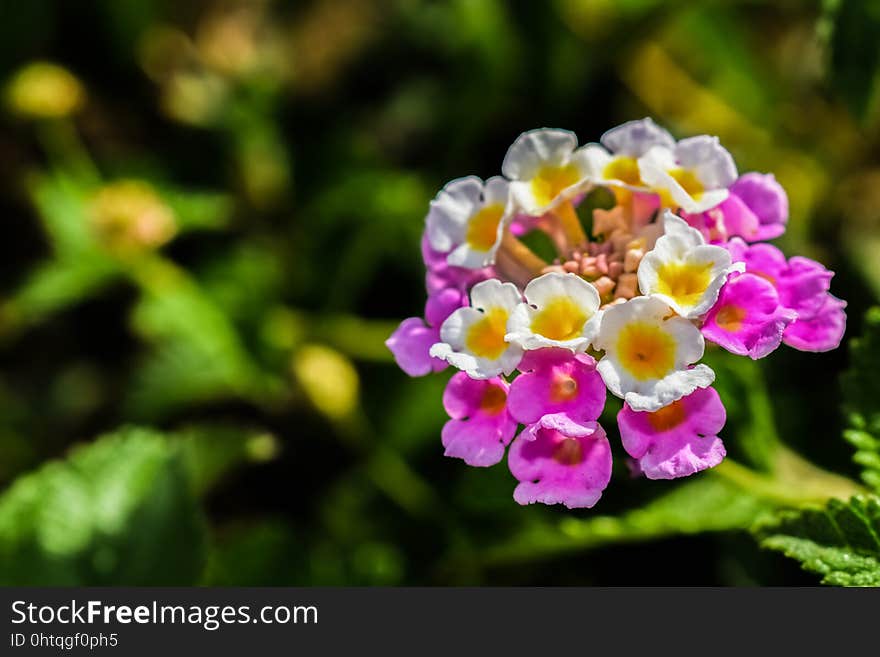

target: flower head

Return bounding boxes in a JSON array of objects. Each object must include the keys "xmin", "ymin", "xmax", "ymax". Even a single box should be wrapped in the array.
[
  {"xmin": 618, "ymin": 387, "xmax": 726, "ymax": 480},
  {"xmin": 502, "ymin": 129, "xmax": 591, "ymax": 216},
  {"xmin": 431, "ymin": 279, "xmax": 524, "ymax": 378},
  {"xmin": 507, "ymin": 348, "xmax": 606, "ymax": 425},
  {"xmin": 426, "ymin": 176, "xmax": 513, "ymax": 269},
  {"xmin": 638, "ymin": 136, "xmax": 738, "ymax": 213},
  {"xmin": 505, "ymin": 272, "xmax": 602, "ymax": 352},
  {"xmin": 442, "ymin": 373, "xmax": 517, "ymax": 467},
  {"xmin": 594, "ymin": 295, "xmax": 715, "ymax": 411},
  {"xmin": 582, "ymin": 118, "xmax": 675, "ymax": 189},
  {"xmin": 638, "ymin": 212, "xmax": 741, "ymax": 319},
  {"xmin": 389, "ymin": 118, "xmax": 845, "ymax": 511},
  {"xmin": 702, "ymin": 273, "xmax": 796, "ymax": 359},
  {"xmin": 508, "ymin": 416, "xmax": 612, "ymax": 509}
]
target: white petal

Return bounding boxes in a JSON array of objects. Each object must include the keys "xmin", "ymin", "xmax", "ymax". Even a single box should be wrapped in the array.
[
  {"xmin": 425, "ymin": 176, "xmax": 484, "ymax": 252},
  {"xmin": 483, "ymin": 175, "xmax": 511, "ymax": 206},
  {"xmin": 674, "ymin": 135, "xmax": 738, "ymax": 189},
  {"xmin": 523, "ymin": 271, "xmax": 600, "ymax": 310},
  {"xmin": 469, "ymin": 279, "xmax": 521, "ymax": 312},
  {"xmin": 622, "ymin": 364, "xmax": 715, "ymax": 412},
  {"xmin": 600, "ymin": 118, "xmax": 675, "ymax": 157},
  {"xmin": 502, "ymin": 128, "xmax": 578, "ymax": 181}
]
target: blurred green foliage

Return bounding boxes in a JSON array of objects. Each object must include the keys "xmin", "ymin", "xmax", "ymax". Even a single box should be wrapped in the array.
[{"xmin": 0, "ymin": 0, "xmax": 878, "ymax": 586}]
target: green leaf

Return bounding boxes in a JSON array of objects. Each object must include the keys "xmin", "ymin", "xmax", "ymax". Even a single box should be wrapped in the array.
[
  {"xmin": 474, "ymin": 474, "xmax": 771, "ymax": 567},
  {"xmin": 27, "ymin": 169, "xmax": 102, "ymax": 258},
  {"xmin": 754, "ymin": 496, "xmax": 880, "ymax": 586},
  {"xmin": 0, "ymin": 427, "xmax": 207, "ymax": 585},
  {"xmin": 842, "ymin": 306, "xmax": 880, "ymax": 493},
  {"xmin": 160, "ymin": 187, "xmax": 234, "ymax": 233},
  {"xmin": 7, "ymin": 257, "xmax": 119, "ymax": 326}
]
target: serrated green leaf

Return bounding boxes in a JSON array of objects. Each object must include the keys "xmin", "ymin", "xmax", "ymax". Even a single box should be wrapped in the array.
[
  {"xmin": 841, "ymin": 306, "xmax": 880, "ymax": 492},
  {"xmin": 754, "ymin": 496, "xmax": 880, "ymax": 586},
  {"xmin": 0, "ymin": 427, "xmax": 207, "ymax": 585}
]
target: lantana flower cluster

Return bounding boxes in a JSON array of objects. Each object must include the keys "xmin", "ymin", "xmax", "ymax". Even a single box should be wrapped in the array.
[{"xmin": 387, "ymin": 120, "xmax": 846, "ymax": 509}]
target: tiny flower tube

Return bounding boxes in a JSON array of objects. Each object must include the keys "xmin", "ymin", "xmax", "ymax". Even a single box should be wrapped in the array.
[
  {"xmin": 637, "ymin": 212, "xmax": 742, "ymax": 319},
  {"xmin": 441, "ymin": 373, "xmax": 518, "ymax": 467},
  {"xmin": 701, "ymin": 273, "xmax": 797, "ymax": 359},
  {"xmin": 508, "ymin": 414, "xmax": 612, "ymax": 509},
  {"xmin": 431, "ymin": 279, "xmax": 524, "ymax": 378},
  {"xmin": 502, "ymin": 128, "xmax": 592, "ymax": 216},
  {"xmin": 617, "ymin": 387, "xmax": 727, "ymax": 480},
  {"xmin": 386, "ymin": 288, "xmax": 467, "ymax": 377},
  {"xmin": 505, "ymin": 272, "xmax": 602, "ymax": 352},
  {"xmin": 638, "ymin": 135, "xmax": 738, "ymax": 213},
  {"xmin": 507, "ymin": 348, "xmax": 606, "ymax": 425},
  {"xmin": 581, "ymin": 118, "xmax": 675, "ymax": 189},
  {"xmin": 425, "ymin": 176, "xmax": 513, "ymax": 269},
  {"xmin": 593, "ymin": 295, "xmax": 715, "ymax": 412}
]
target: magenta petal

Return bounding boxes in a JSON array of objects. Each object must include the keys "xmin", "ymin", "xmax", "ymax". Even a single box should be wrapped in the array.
[
  {"xmin": 777, "ymin": 256, "xmax": 833, "ymax": 320},
  {"xmin": 507, "ymin": 349, "xmax": 606, "ymax": 425},
  {"xmin": 425, "ymin": 288, "xmax": 467, "ymax": 328},
  {"xmin": 729, "ymin": 172, "xmax": 788, "ymax": 241},
  {"xmin": 783, "ymin": 294, "xmax": 847, "ymax": 352},
  {"xmin": 386, "ymin": 317, "xmax": 444, "ymax": 377},
  {"xmin": 717, "ymin": 194, "xmax": 759, "ymax": 241},
  {"xmin": 702, "ymin": 273, "xmax": 796, "ymax": 359},
  {"xmin": 441, "ymin": 373, "xmax": 516, "ymax": 467},
  {"xmin": 617, "ymin": 387, "xmax": 727, "ymax": 480},
  {"xmin": 442, "ymin": 415, "xmax": 516, "ymax": 467},
  {"xmin": 508, "ymin": 419, "xmax": 612, "ymax": 509}
]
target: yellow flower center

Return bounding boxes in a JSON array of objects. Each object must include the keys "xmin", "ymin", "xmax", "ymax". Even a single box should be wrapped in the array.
[
  {"xmin": 714, "ymin": 304, "xmax": 748, "ymax": 333},
  {"xmin": 530, "ymin": 164, "xmax": 582, "ymax": 208},
  {"xmin": 549, "ymin": 373, "xmax": 579, "ymax": 402},
  {"xmin": 616, "ymin": 321, "xmax": 677, "ymax": 381},
  {"xmin": 465, "ymin": 203, "xmax": 505, "ymax": 251},
  {"xmin": 602, "ymin": 156, "xmax": 642, "ymax": 186},
  {"xmin": 657, "ymin": 168, "xmax": 704, "ymax": 207},
  {"xmin": 647, "ymin": 399, "xmax": 687, "ymax": 432},
  {"xmin": 655, "ymin": 261, "xmax": 712, "ymax": 309},
  {"xmin": 530, "ymin": 297, "xmax": 589, "ymax": 342},
  {"xmin": 465, "ymin": 307, "xmax": 510, "ymax": 359},
  {"xmin": 669, "ymin": 168, "xmax": 704, "ymax": 198},
  {"xmin": 479, "ymin": 384, "xmax": 508, "ymax": 415}
]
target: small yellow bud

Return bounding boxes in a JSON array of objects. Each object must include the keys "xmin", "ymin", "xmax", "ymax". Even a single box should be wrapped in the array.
[
  {"xmin": 292, "ymin": 344, "xmax": 359, "ymax": 420},
  {"xmin": 5, "ymin": 62, "xmax": 85, "ymax": 120}
]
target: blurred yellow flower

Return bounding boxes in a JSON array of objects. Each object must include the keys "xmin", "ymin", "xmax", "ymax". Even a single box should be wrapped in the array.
[
  {"xmin": 88, "ymin": 181, "xmax": 177, "ymax": 254},
  {"xmin": 293, "ymin": 344, "xmax": 359, "ymax": 420},
  {"xmin": 5, "ymin": 61, "xmax": 85, "ymax": 120}
]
